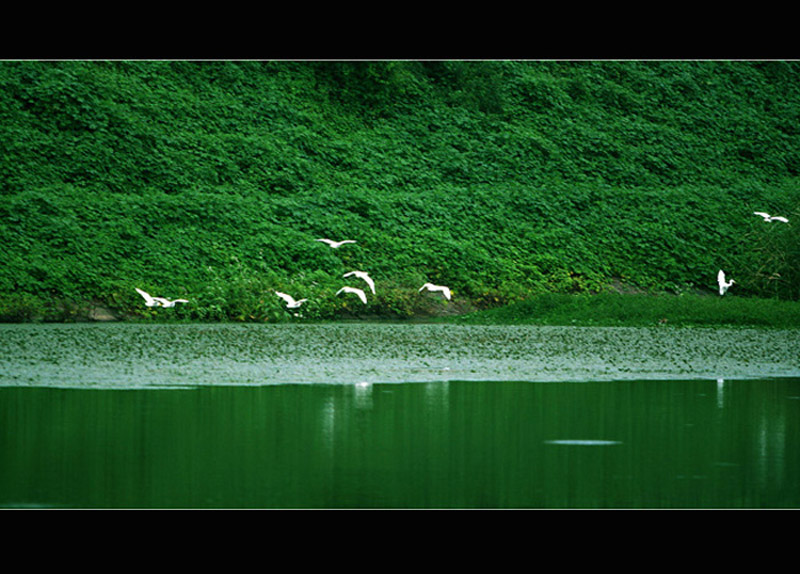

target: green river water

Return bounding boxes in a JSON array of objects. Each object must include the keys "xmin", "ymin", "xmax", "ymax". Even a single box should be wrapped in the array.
[{"xmin": 1, "ymin": 323, "xmax": 798, "ymax": 508}]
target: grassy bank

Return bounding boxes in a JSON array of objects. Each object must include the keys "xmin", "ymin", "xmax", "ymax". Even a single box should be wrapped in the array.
[
  {"xmin": 4, "ymin": 289, "xmax": 800, "ymax": 329},
  {"xmin": 447, "ymin": 292, "xmax": 800, "ymax": 328}
]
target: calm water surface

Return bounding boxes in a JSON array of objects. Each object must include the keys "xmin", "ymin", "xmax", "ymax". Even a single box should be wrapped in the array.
[{"xmin": 1, "ymin": 323, "xmax": 798, "ymax": 508}]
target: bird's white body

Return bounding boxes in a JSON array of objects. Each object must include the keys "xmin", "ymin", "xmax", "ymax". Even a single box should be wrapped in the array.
[
  {"xmin": 276, "ymin": 291, "xmax": 308, "ymax": 309},
  {"xmin": 136, "ymin": 288, "xmax": 187, "ymax": 307},
  {"xmin": 717, "ymin": 270, "xmax": 735, "ymax": 296},
  {"xmin": 419, "ymin": 282, "xmax": 452, "ymax": 300},
  {"xmin": 153, "ymin": 297, "xmax": 189, "ymax": 308},
  {"xmin": 754, "ymin": 211, "xmax": 789, "ymax": 223},
  {"xmin": 337, "ymin": 286, "xmax": 367, "ymax": 304},
  {"xmin": 316, "ymin": 238, "xmax": 356, "ymax": 248},
  {"xmin": 343, "ymin": 271, "xmax": 376, "ymax": 294}
]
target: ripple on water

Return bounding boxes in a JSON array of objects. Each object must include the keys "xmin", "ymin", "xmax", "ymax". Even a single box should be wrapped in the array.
[{"xmin": 544, "ymin": 440, "xmax": 623, "ymax": 446}]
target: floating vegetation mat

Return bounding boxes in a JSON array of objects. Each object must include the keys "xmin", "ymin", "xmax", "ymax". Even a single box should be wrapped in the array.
[{"xmin": 1, "ymin": 323, "xmax": 798, "ymax": 388}]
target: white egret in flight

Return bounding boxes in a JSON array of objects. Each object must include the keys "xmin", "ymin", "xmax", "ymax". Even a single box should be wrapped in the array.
[
  {"xmin": 717, "ymin": 270, "xmax": 735, "ymax": 296},
  {"xmin": 316, "ymin": 238, "xmax": 356, "ymax": 248},
  {"xmin": 276, "ymin": 291, "xmax": 308, "ymax": 309},
  {"xmin": 337, "ymin": 286, "xmax": 367, "ymax": 304},
  {"xmin": 343, "ymin": 271, "xmax": 376, "ymax": 294},
  {"xmin": 754, "ymin": 211, "xmax": 789, "ymax": 223},
  {"xmin": 419, "ymin": 282, "xmax": 452, "ymax": 300},
  {"xmin": 136, "ymin": 288, "xmax": 187, "ymax": 307}
]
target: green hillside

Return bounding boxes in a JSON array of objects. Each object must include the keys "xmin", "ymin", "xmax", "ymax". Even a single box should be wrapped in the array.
[{"xmin": 1, "ymin": 60, "xmax": 799, "ymax": 322}]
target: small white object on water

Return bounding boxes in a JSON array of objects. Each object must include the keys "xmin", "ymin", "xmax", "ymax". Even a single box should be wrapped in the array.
[
  {"xmin": 343, "ymin": 270, "xmax": 376, "ymax": 294},
  {"xmin": 275, "ymin": 291, "xmax": 308, "ymax": 309},
  {"xmin": 754, "ymin": 211, "xmax": 789, "ymax": 223},
  {"xmin": 717, "ymin": 269, "xmax": 735, "ymax": 296},
  {"xmin": 419, "ymin": 282, "xmax": 451, "ymax": 300},
  {"xmin": 337, "ymin": 286, "xmax": 367, "ymax": 304},
  {"xmin": 316, "ymin": 238, "xmax": 356, "ymax": 248}
]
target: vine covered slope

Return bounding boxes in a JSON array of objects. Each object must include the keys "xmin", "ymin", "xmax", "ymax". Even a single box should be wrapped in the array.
[{"xmin": 1, "ymin": 60, "xmax": 799, "ymax": 321}]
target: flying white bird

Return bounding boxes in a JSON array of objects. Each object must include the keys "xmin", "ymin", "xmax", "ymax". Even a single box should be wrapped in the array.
[
  {"xmin": 717, "ymin": 270, "xmax": 735, "ymax": 296},
  {"xmin": 419, "ymin": 282, "xmax": 452, "ymax": 300},
  {"xmin": 135, "ymin": 288, "xmax": 187, "ymax": 307},
  {"xmin": 754, "ymin": 211, "xmax": 789, "ymax": 223},
  {"xmin": 275, "ymin": 291, "xmax": 308, "ymax": 309},
  {"xmin": 152, "ymin": 297, "xmax": 189, "ymax": 308},
  {"xmin": 337, "ymin": 286, "xmax": 367, "ymax": 304},
  {"xmin": 343, "ymin": 271, "xmax": 376, "ymax": 294},
  {"xmin": 316, "ymin": 238, "xmax": 356, "ymax": 248},
  {"xmin": 135, "ymin": 288, "xmax": 161, "ymax": 307}
]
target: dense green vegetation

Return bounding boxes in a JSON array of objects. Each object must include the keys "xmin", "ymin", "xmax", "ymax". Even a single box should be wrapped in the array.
[
  {"xmin": 448, "ymin": 292, "xmax": 800, "ymax": 328},
  {"xmin": 1, "ymin": 60, "xmax": 799, "ymax": 323}
]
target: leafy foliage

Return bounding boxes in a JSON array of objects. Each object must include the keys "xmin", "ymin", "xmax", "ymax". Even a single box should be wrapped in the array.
[
  {"xmin": 450, "ymin": 292, "xmax": 800, "ymax": 328},
  {"xmin": 1, "ymin": 60, "xmax": 799, "ymax": 321}
]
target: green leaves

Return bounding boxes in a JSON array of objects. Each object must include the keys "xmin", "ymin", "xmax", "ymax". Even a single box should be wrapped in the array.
[
  {"xmin": 453, "ymin": 292, "xmax": 800, "ymax": 328},
  {"xmin": 2, "ymin": 61, "xmax": 800, "ymax": 322}
]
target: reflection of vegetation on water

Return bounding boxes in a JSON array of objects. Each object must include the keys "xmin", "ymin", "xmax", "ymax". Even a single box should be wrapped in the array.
[{"xmin": 2, "ymin": 378, "xmax": 799, "ymax": 508}]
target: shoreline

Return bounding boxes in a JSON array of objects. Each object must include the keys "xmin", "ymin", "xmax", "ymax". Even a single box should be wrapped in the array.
[{"xmin": 2, "ymin": 291, "xmax": 800, "ymax": 329}]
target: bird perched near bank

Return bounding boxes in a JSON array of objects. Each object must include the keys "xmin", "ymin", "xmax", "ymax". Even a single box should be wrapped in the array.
[
  {"xmin": 754, "ymin": 211, "xmax": 789, "ymax": 223},
  {"xmin": 717, "ymin": 270, "xmax": 735, "ymax": 296},
  {"xmin": 316, "ymin": 238, "xmax": 356, "ymax": 248},
  {"xmin": 275, "ymin": 291, "xmax": 308, "ymax": 309},
  {"xmin": 136, "ymin": 288, "xmax": 187, "ymax": 308},
  {"xmin": 419, "ymin": 282, "xmax": 452, "ymax": 300},
  {"xmin": 337, "ymin": 286, "xmax": 367, "ymax": 304},
  {"xmin": 343, "ymin": 271, "xmax": 376, "ymax": 294}
]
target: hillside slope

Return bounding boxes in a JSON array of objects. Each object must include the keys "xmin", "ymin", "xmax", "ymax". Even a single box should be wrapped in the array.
[{"xmin": 1, "ymin": 60, "xmax": 799, "ymax": 321}]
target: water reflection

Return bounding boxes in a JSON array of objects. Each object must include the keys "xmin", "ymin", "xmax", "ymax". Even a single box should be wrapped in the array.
[
  {"xmin": 2, "ymin": 323, "xmax": 799, "ymax": 508},
  {"xmin": 354, "ymin": 382, "xmax": 373, "ymax": 410},
  {"xmin": 1, "ymin": 378, "xmax": 798, "ymax": 508}
]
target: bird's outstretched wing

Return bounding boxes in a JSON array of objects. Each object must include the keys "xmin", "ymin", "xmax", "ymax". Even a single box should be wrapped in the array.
[
  {"xmin": 135, "ymin": 288, "xmax": 159, "ymax": 306},
  {"xmin": 344, "ymin": 271, "xmax": 375, "ymax": 293},
  {"xmin": 317, "ymin": 238, "xmax": 356, "ymax": 248},
  {"xmin": 337, "ymin": 287, "xmax": 367, "ymax": 304},
  {"xmin": 275, "ymin": 291, "xmax": 296, "ymax": 306},
  {"xmin": 419, "ymin": 283, "xmax": 451, "ymax": 300}
]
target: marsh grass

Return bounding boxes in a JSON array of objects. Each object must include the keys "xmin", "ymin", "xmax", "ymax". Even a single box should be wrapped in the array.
[{"xmin": 449, "ymin": 292, "xmax": 800, "ymax": 328}]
